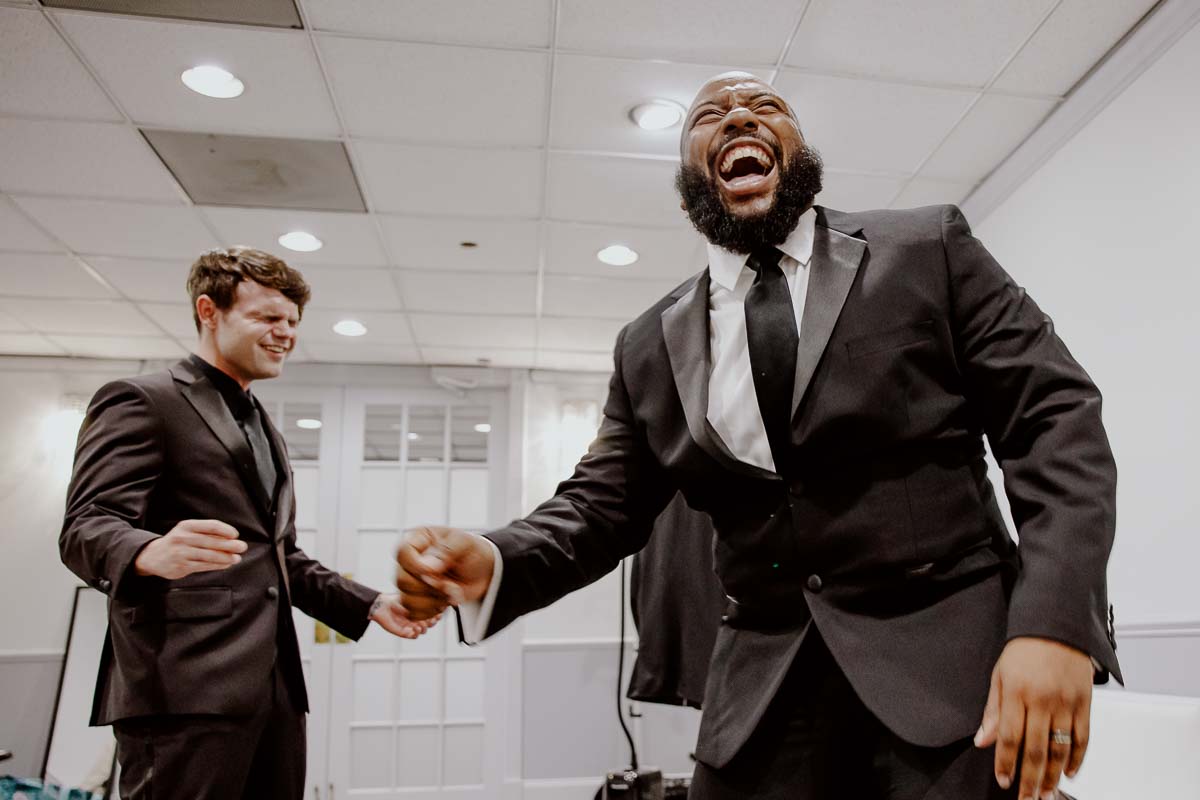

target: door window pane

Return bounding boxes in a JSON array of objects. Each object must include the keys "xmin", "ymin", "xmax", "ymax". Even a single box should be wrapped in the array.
[
  {"xmin": 282, "ymin": 403, "xmax": 322, "ymax": 460},
  {"xmin": 364, "ymin": 404, "xmax": 404, "ymax": 462}
]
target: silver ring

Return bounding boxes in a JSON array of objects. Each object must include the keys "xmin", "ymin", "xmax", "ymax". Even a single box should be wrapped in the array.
[{"xmin": 1050, "ymin": 729, "xmax": 1072, "ymax": 746}]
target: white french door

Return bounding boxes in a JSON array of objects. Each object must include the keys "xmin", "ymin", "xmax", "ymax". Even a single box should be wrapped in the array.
[{"xmin": 324, "ymin": 388, "xmax": 512, "ymax": 799}]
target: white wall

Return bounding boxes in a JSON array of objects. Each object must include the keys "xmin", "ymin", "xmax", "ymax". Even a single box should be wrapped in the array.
[{"xmin": 973, "ymin": 18, "xmax": 1200, "ymax": 627}]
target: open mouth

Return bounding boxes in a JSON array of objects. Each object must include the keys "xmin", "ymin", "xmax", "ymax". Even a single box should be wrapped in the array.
[
  {"xmin": 716, "ymin": 141, "xmax": 777, "ymax": 194},
  {"xmin": 262, "ymin": 344, "xmax": 288, "ymax": 357}
]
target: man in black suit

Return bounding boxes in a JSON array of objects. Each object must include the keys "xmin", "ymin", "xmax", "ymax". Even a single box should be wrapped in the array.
[
  {"xmin": 394, "ymin": 72, "xmax": 1120, "ymax": 800},
  {"xmin": 59, "ymin": 247, "xmax": 433, "ymax": 799}
]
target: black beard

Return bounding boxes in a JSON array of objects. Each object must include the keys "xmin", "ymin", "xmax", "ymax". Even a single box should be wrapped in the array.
[{"xmin": 675, "ymin": 143, "xmax": 824, "ymax": 255}]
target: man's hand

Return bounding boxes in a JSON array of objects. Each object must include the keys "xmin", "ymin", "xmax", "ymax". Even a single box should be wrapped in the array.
[
  {"xmin": 394, "ymin": 526, "xmax": 494, "ymax": 621},
  {"xmin": 133, "ymin": 519, "xmax": 247, "ymax": 580},
  {"xmin": 369, "ymin": 593, "xmax": 441, "ymax": 639},
  {"xmin": 975, "ymin": 636, "xmax": 1094, "ymax": 800}
]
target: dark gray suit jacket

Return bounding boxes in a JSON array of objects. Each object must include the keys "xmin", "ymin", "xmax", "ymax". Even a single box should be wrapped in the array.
[
  {"xmin": 480, "ymin": 205, "xmax": 1121, "ymax": 768},
  {"xmin": 60, "ymin": 358, "xmax": 378, "ymax": 725}
]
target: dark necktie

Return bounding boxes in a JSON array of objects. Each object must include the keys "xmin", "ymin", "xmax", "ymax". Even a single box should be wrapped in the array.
[
  {"xmin": 744, "ymin": 247, "xmax": 799, "ymax": 473},
  {"xmin": 237, "ymin": 398, "xmax": 278, "ymax": 506}
]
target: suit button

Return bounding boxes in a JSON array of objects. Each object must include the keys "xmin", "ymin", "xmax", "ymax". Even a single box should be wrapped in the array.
[
  {"xmin": 806, "ymin": 574, "xmax": 823, "ymax": 593},
  {"xmin": 266, "ymin": 586, "xmax": 279, "ymax": 600},
  {"xmin": 96, "ymin": 578, "xmax": 112, "ymax": 594}
]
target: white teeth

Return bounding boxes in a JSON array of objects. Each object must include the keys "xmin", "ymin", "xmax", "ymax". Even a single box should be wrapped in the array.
[{"xmin": 720, "ymin": 144, "xmax": 772, "ymax": 175}]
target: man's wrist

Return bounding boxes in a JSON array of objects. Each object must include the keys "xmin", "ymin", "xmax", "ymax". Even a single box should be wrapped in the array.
[{"xmin": 367, "ymin": 593, "xmax": 384, "ymax": 620}]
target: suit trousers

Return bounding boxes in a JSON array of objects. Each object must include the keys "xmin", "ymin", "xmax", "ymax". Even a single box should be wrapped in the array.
[
  {"xmin": 113, "ymin": 665, "xmax": 305, "ymax": 800},
  {"xmin": 688, "ymin": 629, "xmax": 1020, "ymax": 800}
]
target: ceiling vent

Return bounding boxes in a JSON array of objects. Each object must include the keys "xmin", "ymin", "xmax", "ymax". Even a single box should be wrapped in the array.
[
  {"xmin": 142, "ymin": 130, "xmax": 367, "ymax": 212},
  {"xmin": 41, "ymin": 0, "xmax": 303, "ymax": 29}
]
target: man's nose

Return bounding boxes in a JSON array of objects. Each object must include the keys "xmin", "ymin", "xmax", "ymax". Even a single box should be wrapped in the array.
[{"xmin": 723, "ymin": 106, "xmax": 758, "ymax": 135}]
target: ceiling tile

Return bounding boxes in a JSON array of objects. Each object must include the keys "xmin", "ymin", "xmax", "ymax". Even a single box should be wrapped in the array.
[
  {"xmin": 537, "ymin": 317, "xmax": 624, "ymax": 353},
  {"xmin": 319, "ymin": 37, "xmax": 549, "ymax": 145},
  {"xmin": 920, "ymin": 94, "xmax": 1058, "ymax": 182},
  {"xmin": 785, "ymin": 0, "xmax": 1055, "ymax": 87},
  {"xmin": 0, "ymin": 298, "xmax": 161, "ymax": 336},
  {"xmin": 542, "ymin": 275, "xmax": 678, "ymax": 320},
  {"xmin": 304, "ymin": 0, "xmax": 552, "ymax": 48},
  {"xmin": 303, "ymin": 341, "xmax": 421, "ymax": 364},
  {"xmin": 302, "ymin": 267, "xmax": 402, "ymax": 311},
  {"xmin": 12, "ymin": 196, "xmax": 218, "ymax": 259},
  {"xmin": 0, "ymin": 119, "xmax": 178, "ymax": 201},
  {"xmin": 199, "ymin": 207, "xmax": 387, "ymax": 267},
  {"xmin": 994, "ymin": 0, "xmax": 1160, "ymax": 95},
  {"xmin": 298, "ymin": 309, "xmax": 413, "ymax": 344},
  {"xmin": 547, "ymin": 153, "xmax": 686, "ymax": 227},
  {"xmin": 0, "ymin": 333, "xmax": 67, "ymax": 356},
  {"xmin": 56, "ymin": 12, "xmax": 341, "ymax": 137},
  {"xmin": 890, "ymin": 178, "xmax": 977, "ymax": 210},
  {"xmin": 410, "ymin": 313, "xmax": 536, "ymax": 349},
  {"xmin": 535, "ymin": 349, "xmax": 614, "ymax": 372},
  {"xmin": 0, "ymin": 253, "xmax": 115, "ymax": 298},
  {"xmin": 551, "ymin": 55, "xmax": 744, "ymax": 157},
  {"xmin": 557, "ymin": 0, "xmax": 801, "ymax": 63},
  {"xmin": 84, "ymin": 256, "xmax": 189, "ymax": 303},
  {"xmin": 0, "ymin": 310, "xmax": 30, "ymax": 333},
  {"xmin": 137, "ymin": 302, "xmax": 198, "ymax": 339},
  {"xmin": 421, "ymin": 347, "xmax": 536, "ymax": 368},
  {"xmin": 381, "ymin": 216, "xmax": 538, "ymax": 273},
  {"xmin": 816, "ymin": 172, "xmax": 908, "ymax": 212},
  {"xmin": 354, "ymin": 142, "xmax": 543, "ymax": 218},
  {"xmin": 47, "ymin": 334, "xmax": 187, "ymax": 360},
  {"xmin": 398, "ymin": 271, "xmax": 536, "ymax": 315},
  {"xmin": 0, "ymin": 198, "xmax": 61, "ymax": 253},
  {"xmin": 773, "ymin": 71, "xmax": 978, "ymax": 174},
  {"xmin": 545, "ymin": 221, "xmax": 701, "ymax": 279},
  {"xmin": 0, "ymin": 7, "xmax": 121, "ymax": 121}
]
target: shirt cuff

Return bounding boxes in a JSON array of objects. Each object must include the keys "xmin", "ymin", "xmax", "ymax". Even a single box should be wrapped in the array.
[{"xmin": 456, "ymin": 536, "xmax": 502, "ymax": 644}]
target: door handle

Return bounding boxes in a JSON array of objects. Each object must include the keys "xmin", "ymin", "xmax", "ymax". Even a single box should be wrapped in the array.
[{"xmin": 314, "ymin": 621, "xmax": 330, "ymax": 644}]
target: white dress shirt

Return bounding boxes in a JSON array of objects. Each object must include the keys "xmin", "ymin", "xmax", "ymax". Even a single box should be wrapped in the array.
[
  {"xmin": 458, "ymin": 208, "xmax": 817, "ymax": 642},
  {"xmin": 705, "ymin": 207, "xmax": 816, "ymax": 473}
]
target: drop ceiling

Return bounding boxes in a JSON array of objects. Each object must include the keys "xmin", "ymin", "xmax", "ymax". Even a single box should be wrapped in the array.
[{"xmin": 0, "ymin": 0, "xmax": 1161, "ymax": 369}]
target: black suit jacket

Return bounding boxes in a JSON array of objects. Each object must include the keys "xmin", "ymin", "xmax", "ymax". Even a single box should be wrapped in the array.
[
  {"xmin": 481, "ymin": 205, "xmax": 1121, "ymax": 768},
  {"xmin": 628, "ymin": 492, "xmax": 723, "ymax": 708},
  {"xmin": 60, "ymin": 357, "xmax": 378, "ymax": 725}
]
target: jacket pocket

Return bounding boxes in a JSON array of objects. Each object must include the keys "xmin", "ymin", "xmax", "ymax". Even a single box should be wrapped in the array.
[
  {"xmin": 129, "ymin": 586, "xmax": 233, "ymax": 624},
  {"xmin": 845, "ymin": 319, "xmax": 934, "ymax": 359}
]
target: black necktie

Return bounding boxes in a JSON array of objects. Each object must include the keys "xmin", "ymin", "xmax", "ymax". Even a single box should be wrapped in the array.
[
  {"xmin": 744, "ymin": 247, "xmax": 798, "ymax": 473},
  {"xmin": 237, "ymin": 400, "xmax": 278, "ymax": 506}
]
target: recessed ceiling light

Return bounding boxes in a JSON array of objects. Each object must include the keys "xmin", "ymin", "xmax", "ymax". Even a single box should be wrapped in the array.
[
  {"xmin": 407, "ymin": 432, "xmax": 421, "ymax": 441},
  {"xmin": 296, "ymin": 418, "xmax": 322, "ymax": 430},
  {"xmin": 629, "ymin": 99, "xmax": 685, "ymax": 131},
  {"xmin": 474, "ymin": 423, "xmax": 492, "ymax": 434},
  {"xmin": 181, "ymin": 65, "xmax": 244, "ymax": 99},
  {"xmin": 333, "ymin": 319, "xmax": 367, "ymax": 337},
  {"xmin": 597, "ymin": 244, "xmax": 639, "ymax": 266},
  {"xmin": 278, "ymin": 231, "xmax": 323, "ymax": 252}
]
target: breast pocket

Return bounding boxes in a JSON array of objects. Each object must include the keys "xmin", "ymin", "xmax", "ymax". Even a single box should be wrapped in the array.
[
  {"xmin": 129, "ymin": 586, "xmax": 233, "ymax": 624},
  {"xmin": 845, "ymin": 320, "xmax": 934, "ymax": 359}
]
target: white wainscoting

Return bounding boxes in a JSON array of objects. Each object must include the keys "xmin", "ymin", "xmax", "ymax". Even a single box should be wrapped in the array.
[
  {"xmin": 0, "ymin": 651, "xmax": 65, "ymax": 779},
  {"xmin": 1113, "ymin": 621, "xmax": 1200, "ymax": 696}
]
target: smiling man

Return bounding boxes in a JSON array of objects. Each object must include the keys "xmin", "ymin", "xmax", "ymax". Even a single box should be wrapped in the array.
[
  {"xmin": 60, "ymin": 247, "xmax": 433, "ymax": 799},
  {"xmin": 395, "ymin": 73, "xmax": 1120, "ymax": 800}
]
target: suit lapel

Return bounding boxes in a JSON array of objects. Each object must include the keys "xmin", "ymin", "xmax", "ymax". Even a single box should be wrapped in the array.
[
  {"xmin": 790, "ymin": 210, "xmax": 867, "ymax": 419},
  {"xmin": 170, "ymin": 360, "xmax": 274, "ymax": 520},
  {"xmin": 661, "ymin": 271, "xmax": 779, "ymax": 481}
]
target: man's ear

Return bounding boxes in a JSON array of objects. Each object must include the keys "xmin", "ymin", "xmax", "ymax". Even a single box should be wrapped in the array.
[{"xmin": 195, "ymin": 295, "xmax": 218, "ymax": 331}]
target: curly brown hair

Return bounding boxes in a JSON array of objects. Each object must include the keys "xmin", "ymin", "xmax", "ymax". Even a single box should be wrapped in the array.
[{"xmin": 186, "ymin": 246, "xmax": 310, "ymax": 332}]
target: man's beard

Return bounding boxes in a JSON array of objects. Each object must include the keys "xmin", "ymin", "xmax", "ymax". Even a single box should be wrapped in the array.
[{"xmin": 675, "ymin": 142, "xmax": 824, "ymax": 255}]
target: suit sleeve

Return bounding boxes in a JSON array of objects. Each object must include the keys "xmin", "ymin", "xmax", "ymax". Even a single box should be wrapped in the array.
[
  {"xmin": 60, "ymin": 380, "xmax": 166, "ymax": 599},
  {"xmin": 481, "ymin": 325, "xmax": 676, "ymax": 637},
  {"xmin": 941, "ymin": 204, "xmax": 1119, "ymax": 680},
  {"xmin": 282, "ymin": 495, "xmax": 378, "ymax": 641}
]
